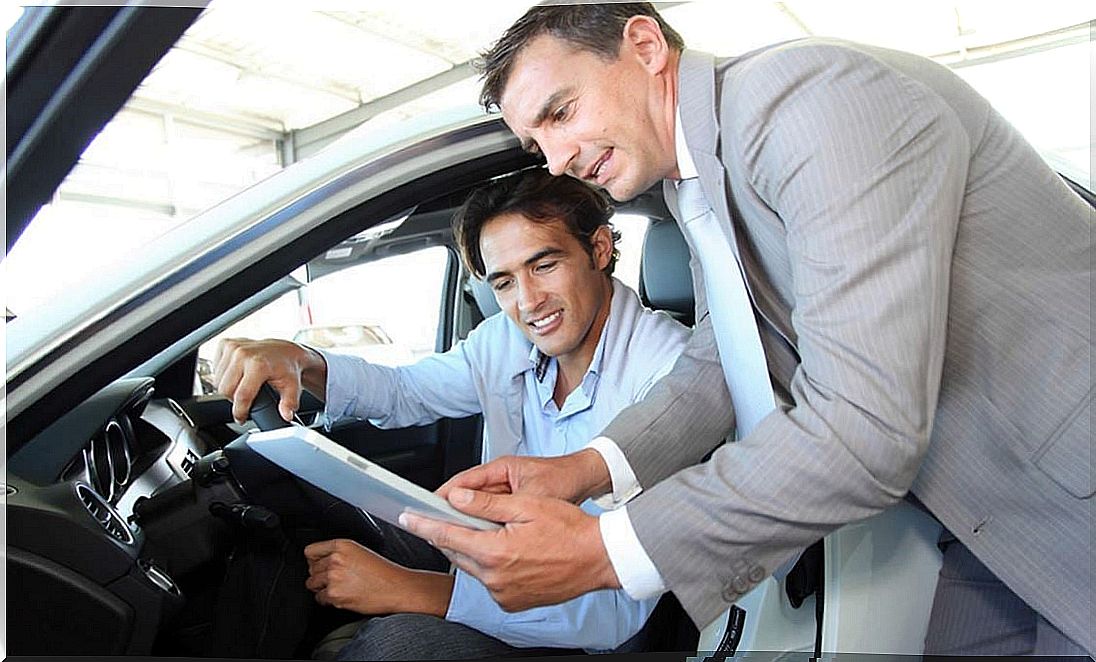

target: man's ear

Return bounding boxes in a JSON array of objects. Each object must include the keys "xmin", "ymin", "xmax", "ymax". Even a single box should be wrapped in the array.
[
  {"xmin": 622, "ymin": 15, "xmax": 671, "ymax": 74},
  {"xmin": 591, "ymin": 225, "xmax": 614, "ymax": 271}
]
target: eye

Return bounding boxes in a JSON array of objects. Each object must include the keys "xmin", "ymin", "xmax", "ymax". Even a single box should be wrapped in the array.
[
  {"xmin": 551, "ymin": 102, "xmax": 571, "ymax": 123},
  {"xmin": 534, "ymin": 260, "xmax": 558, "ymax": 274},
  {"xmin": 492, "ymin": 278, "xmax": 513, "ymax": 293}
]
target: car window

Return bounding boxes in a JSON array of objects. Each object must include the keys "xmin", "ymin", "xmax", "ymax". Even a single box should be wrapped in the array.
[
  {"xmin": 610, "ymin": 213, "xmax": 650, "ymax": 294},
  {"xmin": 306, "ymin": 246, "xmax": 450, "ymax": 364},
  {"xmin": 195, "ymin": 246, "xmax": 450, "ymax": 394}
]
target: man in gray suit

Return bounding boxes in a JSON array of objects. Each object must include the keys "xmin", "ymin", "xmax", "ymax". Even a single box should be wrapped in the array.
[{"xmin": 401, "ymin": 3, "xmax": 1094, "ymax": 656}]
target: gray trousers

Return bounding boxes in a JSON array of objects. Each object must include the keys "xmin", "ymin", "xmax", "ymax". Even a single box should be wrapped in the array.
[
  {"xmin": 924, "ymin": 535, "xmax": 1092, "ymax": 657},
  {"xmin": 330, "ymin": 613, "xmax": 580, "ymax": 661}
]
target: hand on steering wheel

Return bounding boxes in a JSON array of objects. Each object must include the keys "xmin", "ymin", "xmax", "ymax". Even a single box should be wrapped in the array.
[
  {"xmin": 213, "ymin": 338, "xmax": 327, "ymax": 425},
  {"xmin": 249, "ymin": 383, "xmax": 294, "ymax": 431}
]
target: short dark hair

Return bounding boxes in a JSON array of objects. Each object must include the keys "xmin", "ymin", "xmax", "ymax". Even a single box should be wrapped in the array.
[
  {"xmin": 478, "ymin": 2, "xmax": 685, "ymax": 112},
  {"xmin": 453, "ymin": 168, "xmax": 620, "ymax": 279}
]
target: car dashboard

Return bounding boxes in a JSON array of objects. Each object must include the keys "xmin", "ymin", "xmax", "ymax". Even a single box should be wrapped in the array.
[{"xmin": 6, "ymin": 377, "xmax": 216, "ymax": 655}]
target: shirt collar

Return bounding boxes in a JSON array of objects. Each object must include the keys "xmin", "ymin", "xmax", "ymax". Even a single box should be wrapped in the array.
[
  {"xmin": 674, "ymin": 104, "xmax": 698, "ymax": 182},
  {"xmin": 529, "ymin": 338, "xmax": 606, "ymax": 416}
]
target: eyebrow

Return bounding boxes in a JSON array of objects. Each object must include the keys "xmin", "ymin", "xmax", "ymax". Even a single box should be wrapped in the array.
[
  {"xmin": 518, "ymin": 88, "xmax": 574, "ymax": 153},
  {"xmin": 485, "ymin": 247, "xmax": 565, "ymax": 284}
]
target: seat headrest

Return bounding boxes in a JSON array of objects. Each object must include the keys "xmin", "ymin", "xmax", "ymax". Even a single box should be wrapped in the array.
[
  {"xmin": 640, "ymin": 219, "xmax": 695, "ymax": 326},
  {"xmin": 467, "ymin": 277, "xmax": 501, "ymax": 319}
]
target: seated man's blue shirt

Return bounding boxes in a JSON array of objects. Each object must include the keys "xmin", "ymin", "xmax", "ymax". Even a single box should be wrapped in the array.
[{"xmin": 321, "ymin": 278, "xmax": 688, "ymax": 651}]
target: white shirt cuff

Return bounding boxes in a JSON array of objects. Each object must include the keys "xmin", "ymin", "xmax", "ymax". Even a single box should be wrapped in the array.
[
  {"xmin": 586, "ymin": 436, "xmax": 642, "ymax": 510},
  {"xmin": 599, "ymin": 506, "xmax": 666, "ymax": 601}
]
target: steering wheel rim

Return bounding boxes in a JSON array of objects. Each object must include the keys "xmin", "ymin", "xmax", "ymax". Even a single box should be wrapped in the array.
[{"xmin": 248, "ymin": 383, "xmax": 294, "ymax": 431}]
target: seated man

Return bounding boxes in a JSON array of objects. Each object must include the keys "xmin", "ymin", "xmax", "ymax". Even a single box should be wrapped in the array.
[{"xmin": 214, "ymin": 168, "xmax": 689, "ymax": 659}]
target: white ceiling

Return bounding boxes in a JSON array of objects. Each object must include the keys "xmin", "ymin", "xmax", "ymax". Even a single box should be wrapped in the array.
[
  {"xmin": 5, "ymin": 1, "xmax": 1091, "ymax": 318},
  {"xmin": 131, "ymin": 0, "xmax": 1094, "ymax": 136}
]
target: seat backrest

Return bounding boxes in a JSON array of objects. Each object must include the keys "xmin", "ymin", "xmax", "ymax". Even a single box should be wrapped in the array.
[
  {"xmin": 639, "ymin": 218, "xmax": 695, "ymax": 326},
  {"xmin": 467, "ymin": 277, "xmax": 501, "ymax": 319}
]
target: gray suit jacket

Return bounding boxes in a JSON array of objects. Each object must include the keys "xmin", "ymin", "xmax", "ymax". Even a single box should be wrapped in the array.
[{"xmin": 600, "ymin": 39, "xmax": 1093, "ymax": 651}]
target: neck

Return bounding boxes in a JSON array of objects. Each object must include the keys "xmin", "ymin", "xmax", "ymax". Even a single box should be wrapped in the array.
[
  {"xmin": 552, "ymin": 279, "xmax": 613, "ymax": 407},
  {"xmin": 663, "ymin": 49, "xmax": 683, "ymax": 180}
]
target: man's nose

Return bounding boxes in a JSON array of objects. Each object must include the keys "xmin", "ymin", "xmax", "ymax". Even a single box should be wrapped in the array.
[
  {"xmin": 516, "ymin": 277, "xmax": 545, "ymax": 314},
  {"xmin": 542, "ymin": 135, "xmax": 579, "ymax": 177}
]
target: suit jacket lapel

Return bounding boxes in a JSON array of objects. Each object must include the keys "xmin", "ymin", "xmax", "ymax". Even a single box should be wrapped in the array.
[
  {"xmin": 678, "ymin": 51, "xmax": 741, "ymax": 264},
  {"xmin": 676, "ymin": 50, "xmax": 798, "ymax": 352}
]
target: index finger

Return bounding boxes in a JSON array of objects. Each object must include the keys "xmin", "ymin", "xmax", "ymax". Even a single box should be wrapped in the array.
[
  {"xmin": 212, "ymin": 338, "xmax": 242, "ymax": 378},
  {"xmin": 398, "ymin": 512, "xmax": 494, "ymax": 559},
  {"xmin": 436, "ymin": 461, "xmax": 510, "ymax": 499},
  {"xmin": 228, "ymin": 369, "xmax": 273, "ymax": 425},
  {"xmin": 303, "ymin": 539, "xmax": 338, "ymax": 562}
]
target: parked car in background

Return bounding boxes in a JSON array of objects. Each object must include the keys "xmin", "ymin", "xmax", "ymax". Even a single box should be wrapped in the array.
[{"xmin": 294, "ymin": 323, "xmax": 414, "ymax": 366}]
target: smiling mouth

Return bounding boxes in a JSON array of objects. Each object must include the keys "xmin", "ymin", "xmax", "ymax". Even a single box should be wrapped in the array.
[
  {"xmin": 529, "ymin": 310, "xmax": 562, "ymax": 330},
  {"xmin": 588, "ymin": 149, "xmax": 612, "ymax": 182}
]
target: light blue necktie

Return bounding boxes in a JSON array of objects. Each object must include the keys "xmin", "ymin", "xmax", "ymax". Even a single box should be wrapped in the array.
[
  {"xmin": 675, "ymin": 177, "xmax": 775, "ymax": 438},
  {"xmin": 676, "ymin": 178, "xmax": 795, "ymax": 652}
]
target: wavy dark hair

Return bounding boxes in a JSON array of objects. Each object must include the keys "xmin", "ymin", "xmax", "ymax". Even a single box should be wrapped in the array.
[
  {"xmin": 453, "ymin": 168, "xmax": 620, "ymax": 279},
  {"xmin": 478, "ymin": 2, "xmax": 685, "ymax": 112}
]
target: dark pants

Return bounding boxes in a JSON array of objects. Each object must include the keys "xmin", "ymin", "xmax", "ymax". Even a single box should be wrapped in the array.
[
  {"xmin": 924, "ymin": 535, "xmax": 1091, "ymax": 657},
  {"xmin": 375, "ymin": 518, "xmax": 450, "ymax": 574}
]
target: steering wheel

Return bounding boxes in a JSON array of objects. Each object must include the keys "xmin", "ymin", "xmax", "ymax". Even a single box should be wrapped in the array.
[
  {"xmin": 248, "ymin": 383, "xmax": 294, "ymax": 431},
  {"xmin": 233, "ymin": 383, "xmax": 387, "ymax": 549}
]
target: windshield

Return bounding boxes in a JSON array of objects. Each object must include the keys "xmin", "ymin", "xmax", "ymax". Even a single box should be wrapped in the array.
[{"xmin": 4, "ymin": 1, "xmax": 1091, "ymax": 322}]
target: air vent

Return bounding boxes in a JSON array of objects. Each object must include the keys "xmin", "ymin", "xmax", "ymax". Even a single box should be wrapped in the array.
[
  {"xmin": 167, "ymin": 398, "xmax": 196, "ymax": 428},
  {"xmin": 180, "ymin": 449, "xmax": 200, "ymax": 476},
  {"xmin": 76, "ymin": 483, "xmax": 134, "ymax": 545}
]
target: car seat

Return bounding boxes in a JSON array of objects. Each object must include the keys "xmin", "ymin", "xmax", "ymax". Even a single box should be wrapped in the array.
[
  {"xmin": 638, "ymin": 217, "xmax": 695, "ymax": 326},
  {"xmin": 466, "ymin": 276, "xmax": 501, "ymax": 320}
]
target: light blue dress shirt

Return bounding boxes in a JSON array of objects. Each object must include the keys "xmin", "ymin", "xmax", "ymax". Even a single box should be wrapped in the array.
[{"xmin": 320, "ymin": 279, "xmax": 688, "ymax": 651}]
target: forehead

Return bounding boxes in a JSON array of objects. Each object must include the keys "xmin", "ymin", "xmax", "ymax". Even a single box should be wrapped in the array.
[
  {"xmin": 499, "ymin": 35, "xmax": 604, "ymax": 126},
  {"xmin": 479, "ymin": 212, "xmax": 580, "ymax": 268}
]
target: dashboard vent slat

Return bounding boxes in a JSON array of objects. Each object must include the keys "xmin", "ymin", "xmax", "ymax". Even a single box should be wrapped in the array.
[{"xmin": 76, "ymin": 483, "xmax": 134, "ymax": 545}]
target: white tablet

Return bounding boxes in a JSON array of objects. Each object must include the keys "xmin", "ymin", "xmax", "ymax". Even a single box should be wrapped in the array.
[{"xmin": 245, "ymin": 426, "xmax": 500, "ymax": 531}]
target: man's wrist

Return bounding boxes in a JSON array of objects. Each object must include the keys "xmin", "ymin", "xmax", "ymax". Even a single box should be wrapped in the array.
[
  {"xmin": 298, "ymin": 344, "xmax": 329, "ymax": 396},
  {"xmin": 582, "ymin": 510, "xmax": 622, "ymax": 590},
  {"xmin": 572, "ymin": 448, "xmax": 612, "ymax": 502},
  {"xmin": 403, "ymin": 570, "xmax": 455, "ymax": 618}
]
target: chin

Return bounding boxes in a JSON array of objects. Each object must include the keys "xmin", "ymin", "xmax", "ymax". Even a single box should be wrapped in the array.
[
  {"xmin": 533, "ymin": 342, "xmax": 561, "ymax": 358},
  {"xmin": 533, "ymin": 337, "xmax": 573, "ymax": 360},
  {"xmin": 605, "ymin": 174, "xmax": 654, "ymax": 202},
  {"xmin": 604, "ymin": 180, "xmax": 640, "ymax": 202}
]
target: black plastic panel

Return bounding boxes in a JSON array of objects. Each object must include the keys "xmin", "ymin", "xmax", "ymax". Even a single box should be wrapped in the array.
[
  {"xmin": 5, "ymin": 477, "xmax": 139, "ymax": 584},
  {"xmin": 7, "ymin": 546, "xmax": 134, "ymax": 655}
]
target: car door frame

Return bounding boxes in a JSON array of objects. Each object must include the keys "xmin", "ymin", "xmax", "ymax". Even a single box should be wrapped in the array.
[{"xmin": 5, "ymin": 4, "xmax": 204, "ymax": 252}]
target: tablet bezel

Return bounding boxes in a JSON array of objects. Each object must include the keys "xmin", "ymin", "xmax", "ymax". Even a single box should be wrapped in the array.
[{"xmin": 245, "ymin": 426, "xmax": 500, "ymax": 532}]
